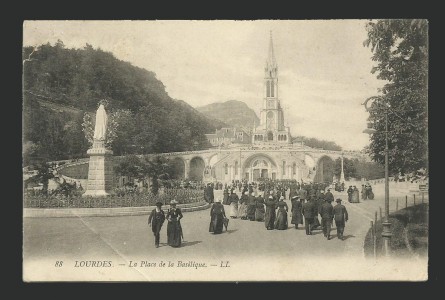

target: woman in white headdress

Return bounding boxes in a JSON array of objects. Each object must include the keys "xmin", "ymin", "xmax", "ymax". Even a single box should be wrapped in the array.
[
  {"xmin": 229, "ymin": 190, "xmax": 239, "ymax": 218},
  {"xmin": 209, "ymin": 198, "xmax": 226, "ymax": 234}
]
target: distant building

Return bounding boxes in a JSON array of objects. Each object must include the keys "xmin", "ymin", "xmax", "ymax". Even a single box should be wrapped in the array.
[{"xmin": 205, "ymin": 127, "xmax": 251, "ymax": 147}]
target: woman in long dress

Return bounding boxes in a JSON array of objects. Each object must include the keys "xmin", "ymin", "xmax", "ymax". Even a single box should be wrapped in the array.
[
  {"xmin": 246, "ymin": 191, "xmax": 257, "ymax": 221},
  {"xmin": 351, "ymin": 186, "xmax": 360, "ymax": 203},
  {"xmin": 209, "ymin": 198, "xmax": 226, "ymax": 234},
  {"xmin": 290, "ymin": 195, "xmax": 303, "ymax": 229},
  {"xmin": 275, "ymin": 196, "xmax": 289, "ymax": 230},
  {"xmin": 166, "ymin": 200, "xmax": 183, "ymax": 247},
  {"xmin": 238, "ymin": 191, "xmax": 248, "ymax": 220},
  {"xmin": 264, "ymin": 195, "xmax": 277, "ymax": 230},
  {"xmin": 255, "ymin": 194, "xmax": 265, "ymax": 222},
  {"xmin": 222, "ymin": 188, "xmax": 230, "ymax": 205},
  {"xmin": 229, "ymin": 190, "xmax": 239, "ymax": 218}
]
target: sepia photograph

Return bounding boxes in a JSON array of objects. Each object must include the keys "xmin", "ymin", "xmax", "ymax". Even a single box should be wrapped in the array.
[{"xmin": 22, "ymin": 20, "xmax": 428, "ymax": 281}]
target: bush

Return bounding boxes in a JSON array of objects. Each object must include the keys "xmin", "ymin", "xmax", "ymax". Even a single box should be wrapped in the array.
[{"xmin": 23, "ymin": 188, "xmax": 203, "ymax": 208}]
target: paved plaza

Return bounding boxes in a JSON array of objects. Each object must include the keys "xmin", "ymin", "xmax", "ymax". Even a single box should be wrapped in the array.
[{"xmin": 23, "ymin": 186, "xmax": 428, "ymax": 281}]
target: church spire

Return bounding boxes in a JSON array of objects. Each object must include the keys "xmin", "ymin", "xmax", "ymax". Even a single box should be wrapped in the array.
[
  {"xmin": 267, "ymin": 31, "xmax": 277, "ymax": 68},
  {"xmin": 265, "ymin": 31, "xmax": 277, "ymax": 78}
]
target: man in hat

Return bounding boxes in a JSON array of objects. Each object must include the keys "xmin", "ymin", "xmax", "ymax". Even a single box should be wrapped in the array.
[
  {"xmin": 347, "ymin": 186, "xmax": 353, "ymax": 202},
  {"xmin": 302, "ymin": 198, "xmax": 316, "ymax": 235},
  {"xmin": 333, "ymin": 198, "xmax": 349, "ymax": 240},
  {"xmin": 290, "ymin": 195, "xmax": 303, "ymax": 229},
  {"xmin": 148, "ymin": 201, "xmax": 166, "ymax": 248},
  {"xmin": 264, "ymin": 195, "xmax": 277, "ymax": 230},
  {"xmin": 325, "ymin": 188, "xmax": 334, "ymax": 203},
  {"xmin": 299, "ymin": 187, "xmax": 307, "ymax": 202},
  {"xmin": 320, "ymin": 197, "xmax": 334, "ymax": 240}
]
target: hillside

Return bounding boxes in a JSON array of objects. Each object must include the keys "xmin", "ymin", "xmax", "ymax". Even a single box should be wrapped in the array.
[
  {"xmin": 174, "ymin": 99, "xmax": 229, "ymax": 129},
  {"xmin": 196, "ymin": 100, "xmax": 260, "ymax": 132},
  {"xmin": 22, "ymin": 41, "xmax": 221, "ymax": 165}
]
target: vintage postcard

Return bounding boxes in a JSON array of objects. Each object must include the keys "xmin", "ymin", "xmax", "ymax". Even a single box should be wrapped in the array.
[{"xmin": 23, "ymin": 20, "xmax": 428, "ymax": 281}]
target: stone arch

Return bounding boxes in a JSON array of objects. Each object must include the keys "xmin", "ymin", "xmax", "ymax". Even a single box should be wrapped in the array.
[
  {"xmin": 171, "ymin": 157, "xmax": 185, "ymax": 179},
  {"xmin": 189, "ymin": 156, "xmax": 205, "ymax": 181},
  {"xmin": 304, "ymin": 154, "xmax": 316, "ymax": 169},
  {"xmin": 208, "ymin": 153, "xmax": 219, "ymax": 167},
  {"xmin": 243, "ymin": 153, "xmax": 278, "ymax": 181},
  {"xmin": 243, "ymin": 153, "xmax": 277, "ymax": 169},
  {"xmin": 314, "ymin": 155, "xmax": 335, "ymax": 183}
]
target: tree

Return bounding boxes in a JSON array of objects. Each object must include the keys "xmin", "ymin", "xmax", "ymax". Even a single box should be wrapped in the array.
[
  {"xmin": 143, "ymin": 156, "xmax": 174, "ymax": 195},
  {"xmin": 333, "ymin": 157, "xmax": 357, "ymax": 180},
  {"xmin": 34, "ymin": 162, "xmax": 55, "ymax": 194},
  {"xmin": 364, "ymin": 19, "xmax": 428, "ymax": 174},
  {"xmin": 110, "ymin": 109, "xmax": 137, "ymax": 155},
  {"xmin": 23, "ymin": 41, "xmax": 221, "ymax": 165},
  {"xmin": 293, "ymin": 136, "xmax": 342, "ymax": 151},
  {"xmin": 114, "ymin": 155, "xmax": 146, "ymax": 184}
]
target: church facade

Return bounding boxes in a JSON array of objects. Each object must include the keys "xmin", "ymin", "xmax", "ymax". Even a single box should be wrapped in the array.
[
  {"xmin": 192, "ymin": 33, "xmax": 311, "ymax": 182},
  {"xmin": 252, "ymin": 33, "xmax": 291, "ymax": 145}
]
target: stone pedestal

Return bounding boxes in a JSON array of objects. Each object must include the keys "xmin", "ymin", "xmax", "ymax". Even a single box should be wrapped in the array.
[{"xmin": 83, "ymin": 141, "xmax": 114, "ymax": 197}]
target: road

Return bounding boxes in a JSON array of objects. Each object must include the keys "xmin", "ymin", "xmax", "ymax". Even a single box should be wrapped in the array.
[{"xmin": 23, "ymin": 189, "xmax": 428, "ymax": 281}]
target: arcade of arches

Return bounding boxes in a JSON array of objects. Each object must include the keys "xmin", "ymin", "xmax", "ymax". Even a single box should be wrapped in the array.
[{"xmin": 161, "ymin": 150, "xmax": 348, "ymax": 184}]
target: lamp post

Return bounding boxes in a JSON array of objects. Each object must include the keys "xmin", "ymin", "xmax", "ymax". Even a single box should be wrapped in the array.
[
  {"xmin": 340, "ymin": 151, "xmax": 345, "ymax": 183},
  {"xmin": 363, "ymin": 96, "xmax": 392, "ymax": 257}
]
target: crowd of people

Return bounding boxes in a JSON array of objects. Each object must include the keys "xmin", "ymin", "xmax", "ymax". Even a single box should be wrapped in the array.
[
  {"xmin": 209, "ymin": 184, "xmax": 348, "ymax": 240},
  {"xmin": 346, "ymin": 183, "xmax": 373, "ymax": 203},
  {"xmin": 147, "ymin": 180, "xmax": 351, "ymax": 248}
]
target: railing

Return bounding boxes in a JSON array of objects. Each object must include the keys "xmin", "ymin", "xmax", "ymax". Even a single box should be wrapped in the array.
[{"xmin": 367, "ymin": 192, "xmax": 428, "ymax": 259}]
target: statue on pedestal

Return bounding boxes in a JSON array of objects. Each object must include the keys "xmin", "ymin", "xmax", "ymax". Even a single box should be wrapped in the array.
[{"xmin": 83, "ymin": 102, "xmax": 114, "ymax": 197}]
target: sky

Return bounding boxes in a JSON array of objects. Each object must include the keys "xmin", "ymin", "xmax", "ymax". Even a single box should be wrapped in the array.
[{"xmin": 23, "ymin": 20, "xmax": 387, "ymax": 151}]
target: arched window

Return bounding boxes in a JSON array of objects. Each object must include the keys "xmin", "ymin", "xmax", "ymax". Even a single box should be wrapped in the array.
[
  {"xmin": 235, "ymin": 161, "xmax": 239, "ymax": 175},
  {"xmin": 293, "ymin": 162, "xmax": 296, "ymax": 175},
  {"xmin": 268, "ymin": 131, "xmax": 273, "ymax": 141},
  {"xmin": 266, "ymin": 81, "xmax": 270, "ymax": 97},
  {"xmin": 271, "ymin": 81, "xmax": 274, "ymax": 97},
  {"xmin": 284, "ymin": 135, "xmax": 287, "ymax": 141},
  {"xmin": 282, "ymin": 161, "xmax": 286, "ymax": 175},
  {"xmin": 224, "ymin": 163, "xmax": 228, "ymax": 175}
]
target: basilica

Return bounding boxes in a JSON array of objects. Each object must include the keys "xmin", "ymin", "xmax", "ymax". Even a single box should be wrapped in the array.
[
  {"xmin": 59, "ymin": 33, "xmax": 364, "ymax": 188},
  {"xmin": 162, "ymin": 33, "xmax": 362, "ymax": 184}
]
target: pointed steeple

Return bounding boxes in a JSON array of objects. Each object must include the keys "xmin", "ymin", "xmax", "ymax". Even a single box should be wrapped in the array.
[
  {"xmin": 267, "ymin": 31, "xmax": 277, "ymax": 68},
  {"xmin": 265, "ymin": 31, "xmax": 277, "ymax": 78}
]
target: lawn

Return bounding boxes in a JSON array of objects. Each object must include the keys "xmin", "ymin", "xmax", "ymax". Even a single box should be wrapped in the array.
[{"xmin": 364, "ymin": 203, "xmax": 428, "ymax": 258}]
